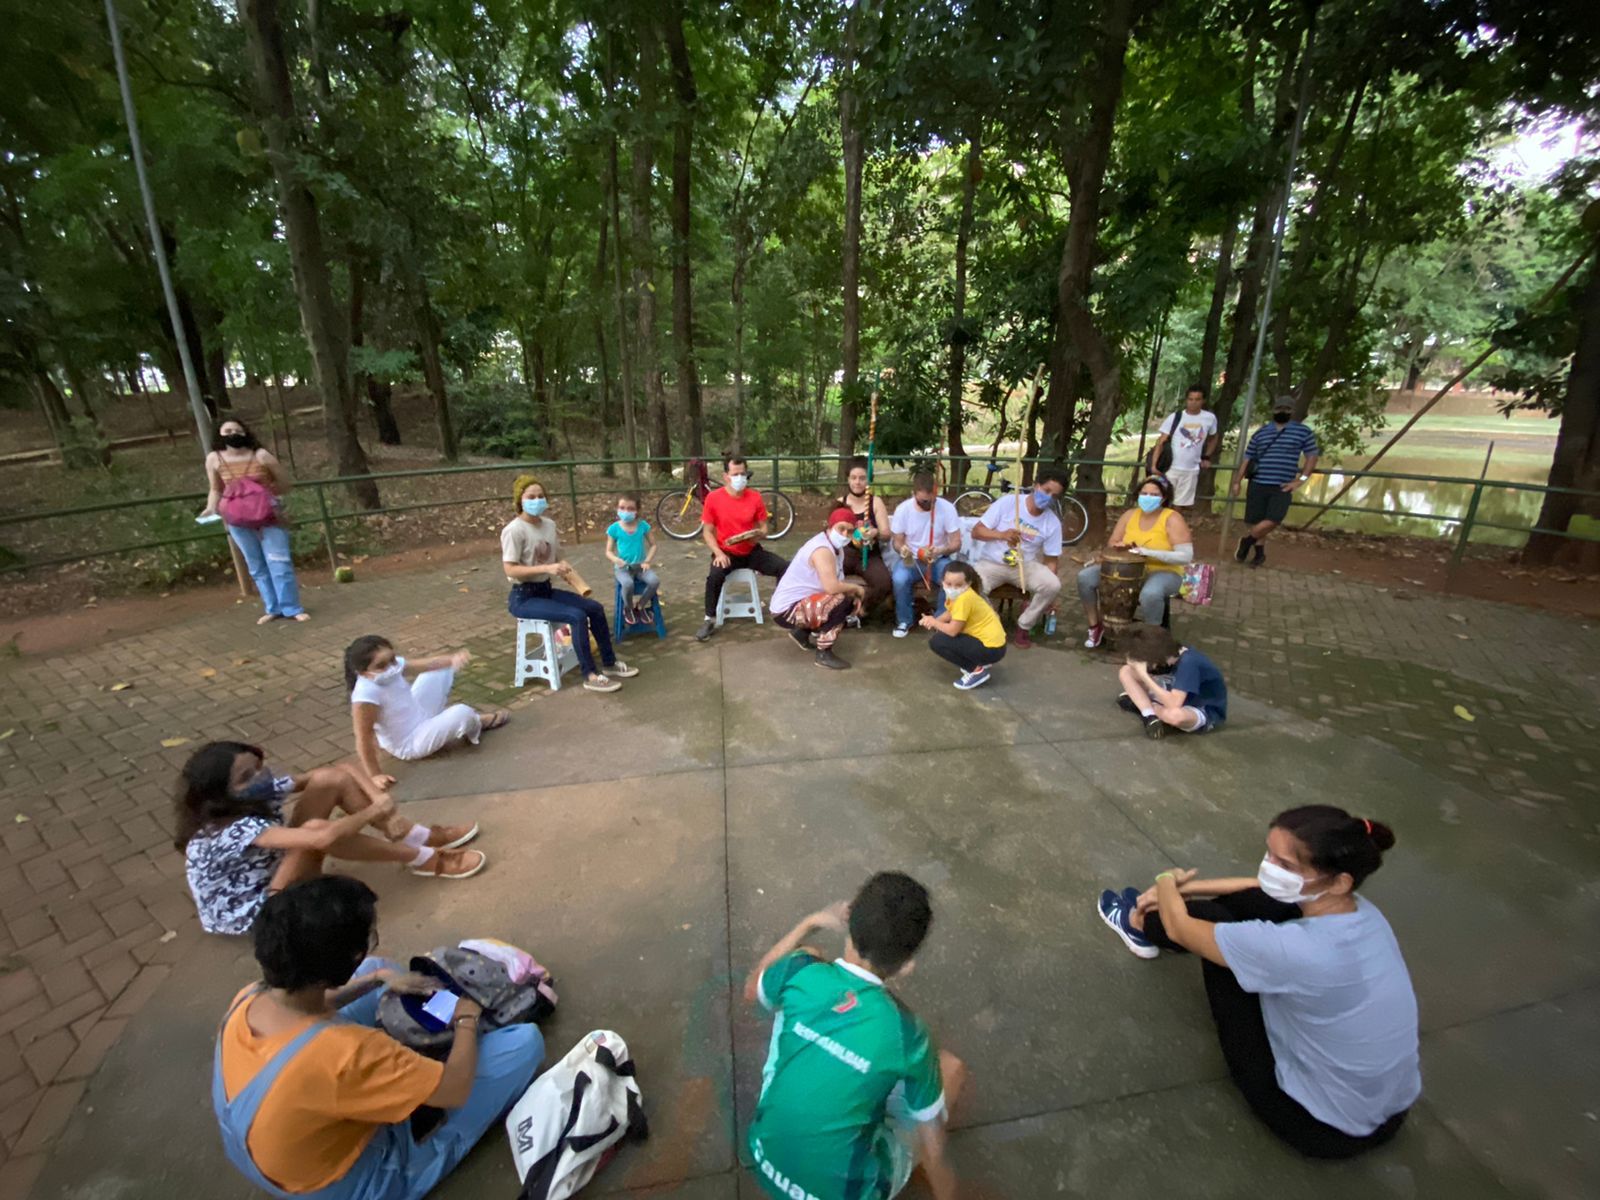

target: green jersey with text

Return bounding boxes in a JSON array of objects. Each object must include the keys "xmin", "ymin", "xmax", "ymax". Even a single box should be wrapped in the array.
[{"xmin": 748, "ymin": 952, "xmax": 944, "ymax": 1200}]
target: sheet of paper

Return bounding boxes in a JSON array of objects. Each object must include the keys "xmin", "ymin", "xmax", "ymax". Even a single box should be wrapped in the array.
[{"xmin": 422, "ymin": 990, "xmax": 459, "ymax": 1024}]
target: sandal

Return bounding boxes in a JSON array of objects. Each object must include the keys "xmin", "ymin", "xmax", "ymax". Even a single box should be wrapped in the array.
[
  {"xmin": 480, "ymin": 710, "xmax": 511, "ymax": 732},
  {"xmin": 424, "ymin": 822, "xmax": 480, "ymax": 850},
  {"xmin": 412, "ymin": 848, "xmax": 487, "ymax": 879}
]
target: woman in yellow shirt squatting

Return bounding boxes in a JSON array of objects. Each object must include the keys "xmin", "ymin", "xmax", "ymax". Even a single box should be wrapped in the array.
[{"xmin": 917, "ymin": 561, "xmax": 1008, "ymax": 691}]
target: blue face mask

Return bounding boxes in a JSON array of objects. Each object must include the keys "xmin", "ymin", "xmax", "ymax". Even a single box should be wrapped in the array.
[
  {"xmin": 1032, "ymin": 489, "xmax": 1053, "ymax": 510},
  {"xmin": 617, "ymin": 509, "xmax": 637, "ymax": 524},
  {"xmin": 234, "ymin": 767, "xmax": 278, "ymax": 803},
  {"xmin": 522, "ymin": 497, "xmax": 548, "ymax": 517},
  {"xmin": 1137, "ymin": 494, "xmax": 1162, "ymax": 513}
]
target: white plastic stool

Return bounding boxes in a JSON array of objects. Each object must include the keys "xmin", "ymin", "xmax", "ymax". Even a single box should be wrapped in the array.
[
  {"xmin": 715, "ymin": 568, "xmax": 765, "ymax": 628},
  {"xmin": 514, "ymin": 618, "xmax": 580, "ymax": 690}
]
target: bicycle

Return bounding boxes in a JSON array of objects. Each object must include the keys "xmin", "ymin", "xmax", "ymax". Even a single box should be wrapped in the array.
[
  {"xmin": 952, "ymin": 461, "xmax": 1090, "ymax": 545},
  {"xmin": 656, "ymin": 459, "xmax": 797, "ymax": 541}
]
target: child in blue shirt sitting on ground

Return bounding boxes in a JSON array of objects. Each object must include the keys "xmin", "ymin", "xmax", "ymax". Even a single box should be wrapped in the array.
[
  {"xmin": 606, "ymin": 494, "xmax": 660, "ymax": 623},
  {"xmin": 1117, "ymin": 625, "xmax": 1228, "ymax": 739}
]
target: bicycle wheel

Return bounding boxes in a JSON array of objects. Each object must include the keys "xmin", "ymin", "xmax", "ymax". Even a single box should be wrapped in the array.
[
  {"xmin": 1057, "ymin": 494, "xmax": 1090, "ymax": 546},
  {"xmin": 953, "ymin": 490, "xmax": 994, "ymax": 519},
  {"xmin": 765, "ymin": 491, "xmax": 796, "ymax": 539},
  {"xmin": 656, "ymin": 490, "xmax": 704, "ymax": 539}
]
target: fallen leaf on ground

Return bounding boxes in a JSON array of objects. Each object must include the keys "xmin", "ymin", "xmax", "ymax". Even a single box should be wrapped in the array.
[
  {"xmin": 199, "ymin": 667, "xmax": 217, "ymax": 679},
  {"xmin": 13, "ymin": 813, "xmax": 29, "ymax": 823},
  {"xmin": 160, "ymin": 736, "xmax": 191, "ymax": 747},
  {"xmin": 233, "ymin": 657, "xmax": 253, "ymax": 666},
  {"xmin": 1452, "ymin": 705, "xmax": 1475, "ymax": 722},
  {"xmin": 110, "ymin": 682, "xmax": 133, "ymax": 692},
  {"xmin": 1447, "ymin": 613, "xmax": 1467, "ymax": 624},
  {"xmin": 158, "ymin": 930, "xmax": 178, "ymax": 943},
  {"xmin": 458, "ymin": 586, "xmax": 470, "ymax": 593},
  {"xmin": 0, "ymin": 728, "xmax": 13, "ymax": 740}
]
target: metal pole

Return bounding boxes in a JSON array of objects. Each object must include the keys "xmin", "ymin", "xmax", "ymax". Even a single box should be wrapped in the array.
[
  {"xmin": 105, "ymin": 0, "xmax": 208, "ymax": 448},
  {"xmin": 1217, "ymin": 14, "xmax": 1317, "ymax": 557},
  {"xmin": 1447, "ymin": 441, "xmax": 1495, "ymax": 585}
]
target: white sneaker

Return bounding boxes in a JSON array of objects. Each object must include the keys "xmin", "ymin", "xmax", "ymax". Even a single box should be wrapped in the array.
[{"xmin": 893, "ymin": 623, "xmax": 909, "ymax": 638}]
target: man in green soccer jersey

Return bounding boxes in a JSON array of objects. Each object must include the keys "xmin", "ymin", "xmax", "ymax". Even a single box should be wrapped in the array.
[{"xmin": 742, "ymin": 872, "xmax": 965, "ymax": 1200}]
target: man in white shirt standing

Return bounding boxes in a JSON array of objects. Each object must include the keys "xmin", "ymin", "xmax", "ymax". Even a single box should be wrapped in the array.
[
  {"xmin": 969, "ymin": 471, "xmax": 1065, "ymax": 649},
  {"xmin": 888, "ymin": 472, "xmax": 963, "ymax": 637},
  {"xmin": 1147, "ymin": 385, "xmax": 1219, "ymax": 509}
]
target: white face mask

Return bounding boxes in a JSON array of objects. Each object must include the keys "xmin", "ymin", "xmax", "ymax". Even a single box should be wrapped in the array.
[
  {"xmin": 370, "ymin": 662, "xmax": 403, "ymax": 684},
  {"xmin": 1257, "ymin": 855, "xmax": 1325, "ymax": 904},
  {"xmin": 727, "ymin": 474, "xmax": 749, "ymax": 494},
  {"xmin": 944, "ymin": 584, "xmax": 967, "ymax": 599}
]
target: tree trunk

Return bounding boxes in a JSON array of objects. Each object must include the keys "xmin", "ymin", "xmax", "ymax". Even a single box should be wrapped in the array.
[
  {"xmin": 196, "ymin": 303, "xmax": 233, "ymax": 413},
  {"xmin": 1198, "ymin": 217, "xmax": 1237, "ymax": 393},
  {"xmin": 631, "ymin": 21, "xmax": 671, "ymax": 471},
  {"xmin": 595, "ymin": 198, "xmax": 616, "ymax": 478},
  {"xmin": 732, "ymin": 229, "xmax": 748, "ymax": 452},
  {"xmin": 947, "ymin": 127, "xmax": 979, "ymax": 485},
  {"xmin": 1052, "ymin": 0, "xmax": 1136, "ymax": 537},
  {"xmin": 603, "ymin": 92, "xmax": 642, "ymax": 488},
  {"xmin": 1526, "ymin": 255, "xmax": 1600, "ymax": 566},
  {"xmin": 411, "ymin": 273, "xmax": 457, "ymax": 461},
  {"xmin": 837, "ymin": 0, "xmax": 864, "ymax": 478},
  {"xmin": 240, "ymin": 0, "xmax": 377, "ymax": 507},
  {"xmin": 366, "ymin": 379, "xmax": 401, "ymax": 445},
  {"xmin": 663, "ymin": 9, "xmax": 704, "ymax": 457},
  {"xmin": 33, "ymin": 370, "xmax": 100, "ymax": 469}
]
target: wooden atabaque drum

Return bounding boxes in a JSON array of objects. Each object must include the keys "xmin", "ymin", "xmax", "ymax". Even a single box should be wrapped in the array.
[{"xmin": 1097, "ymin": 551, "xmax": 1146, "ymax": 645}]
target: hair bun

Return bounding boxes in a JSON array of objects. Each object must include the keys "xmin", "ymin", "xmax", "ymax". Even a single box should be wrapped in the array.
[{"xmin": 1364, "ymin": 819, "xmax": 1396, "ymax": 852}]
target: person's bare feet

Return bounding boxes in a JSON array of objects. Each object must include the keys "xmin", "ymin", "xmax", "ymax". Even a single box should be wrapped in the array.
[
  {"xmin": 291, "ymin": 612, "xmax": 311, "ymax": 622},
  {"xmin": 480, "ymin": 710, "xmax": 510, "ymax": 732},
  {"xmin": 256, "ymin": 613, "xmax": 281, "ymax": 625}
]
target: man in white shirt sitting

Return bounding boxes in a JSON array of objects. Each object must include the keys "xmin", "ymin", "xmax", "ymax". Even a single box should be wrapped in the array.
[
  {"xmin": 888, "ymin": 472, "xmax": 963, "ymax": 638},
  {"xmin": 969, "ymin": 471, "xmax": 1065, "ymax": 649}
]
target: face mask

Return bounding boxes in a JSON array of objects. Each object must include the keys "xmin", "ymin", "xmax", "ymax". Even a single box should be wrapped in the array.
[
  {"xmin": 1137, "ymin": 494, "xmax": 1162, "ymax": 513},
  {"xmin": 944, "ymin": 584, "xmax": 967, "ymax": 599},
  {"xmin": 234, "ymin": 767, "xmax": 277, "ymax": 802},
  {"xmin": 728, "ymin": 474, "xmax": 748, "ymax": 494},
  {"xmin": 617, "ymin": 509, "xmax": 637, "ymax": 524},
  {"xmin": 522, "ymin": 497, "xmax": 548, "ymax": 517},
  {"xmin": 221, "ymin": 433, "xmax": 249, "ymax": 448},
  {"xmin": 1032, "ymin": 489, "xmax": 1053, "ymax": 510},
  {"xmin": 1257, "ymin": 856, "xmax": 1325, "ymax": 904},
  {"xmin": 370, "ymin": 662, "xmax": 402, "ymax": 684},
  {"xmin": 1273, "ymin": 411, "xmax": 1291, "ymax": 424},
  {"xmin": 916, "ymin": 497, "xmax": 933, "ymax": 511}
]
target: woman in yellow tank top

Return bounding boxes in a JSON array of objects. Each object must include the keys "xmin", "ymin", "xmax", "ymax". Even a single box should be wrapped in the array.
[{"xmin": 1076, "ymin": 476, "xmax": 1194, "ymax": 648}]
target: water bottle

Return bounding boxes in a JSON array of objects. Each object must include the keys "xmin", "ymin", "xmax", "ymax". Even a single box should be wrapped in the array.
[{"xmin": 1044, "ymin": 611, "xmax": 1057, "ymax": 637}]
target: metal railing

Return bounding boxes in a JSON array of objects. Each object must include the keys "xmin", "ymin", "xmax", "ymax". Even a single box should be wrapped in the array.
[{"xmin": 2, "ymin": 453, "xmax": 1596, "ymax": 578}]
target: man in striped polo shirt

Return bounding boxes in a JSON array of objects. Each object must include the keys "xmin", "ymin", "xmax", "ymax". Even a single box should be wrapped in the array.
[{"xmin": 1229, "ymin": 396, "xmax": 1319, "ymax": 568}]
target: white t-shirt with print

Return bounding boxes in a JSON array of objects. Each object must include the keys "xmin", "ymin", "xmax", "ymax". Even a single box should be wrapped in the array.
[
  {"xmin": 1158, "ymin": 409, "xmax": 1219, "ymax": 472},
  {"xmin": 973, "ymin": 497, "xmax": 1063, "ymax": 564}
]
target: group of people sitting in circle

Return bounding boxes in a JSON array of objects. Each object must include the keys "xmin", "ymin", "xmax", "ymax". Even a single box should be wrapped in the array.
[{"xmin": 172, "ymin": 416, "xmax": 1392, "ymax": 1199}]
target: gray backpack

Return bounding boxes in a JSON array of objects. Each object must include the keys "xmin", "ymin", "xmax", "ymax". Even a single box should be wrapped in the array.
[{"xmin": 377, "ymin": 943, "xmax": 558, "ymax": 1057}]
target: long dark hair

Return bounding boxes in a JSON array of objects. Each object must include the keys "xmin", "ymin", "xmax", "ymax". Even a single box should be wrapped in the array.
[
  {"xmin": 1272, "ymin": 805, "xmax": 1395, "ymax": 890},
  {"xmin": 174, "ymin": 740, "xmax": 270, "ymax": 851},
  {"xmin": 212, "ymin": 420, "xmax": 261, "ymax": 453},
  {"xmin": 344, "ymin": 635, "xmax": 393, "ymax": 695}
]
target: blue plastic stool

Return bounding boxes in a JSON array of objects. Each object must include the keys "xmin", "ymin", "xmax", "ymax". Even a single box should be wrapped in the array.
[{"xmin": 614, "ymin": 576, "xmax": 667, "ymax": 642}]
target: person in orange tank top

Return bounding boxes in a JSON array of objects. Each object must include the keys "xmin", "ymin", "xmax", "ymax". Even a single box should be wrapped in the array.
[{"xmin": 1075, "ymin": 476, "xmax": 1194, "ymax": 649}]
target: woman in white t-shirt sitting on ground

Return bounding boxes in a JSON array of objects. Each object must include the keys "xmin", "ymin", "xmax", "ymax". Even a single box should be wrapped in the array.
[
  {"xmin": 347, "ymin": 636, "xmax": 508, "ymax": 788},
  {"xmin": 1095, "ymin": 805, "xmax": 1420, "ymax": 1158}
]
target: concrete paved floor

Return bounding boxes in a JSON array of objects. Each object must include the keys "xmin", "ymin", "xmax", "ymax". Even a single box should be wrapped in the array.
[{"xmin": 21, "ymin": 556, "xmax": 1600, "ymax": 1200}]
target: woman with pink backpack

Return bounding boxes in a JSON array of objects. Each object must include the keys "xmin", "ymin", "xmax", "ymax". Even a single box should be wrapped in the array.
[{"xmin": 201, "ymin": 419, "xmax": 308, "ymax": 624}]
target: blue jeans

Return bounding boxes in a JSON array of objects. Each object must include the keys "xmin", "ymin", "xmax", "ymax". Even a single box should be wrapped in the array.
[
  {"xmin": 228, "ymin": 523, "xmax": 304, "ymax": 617},
  {"xmin": 890, "ymin": 555, "xmax": 953, "ymax": 627},
  {"xmin": 1076, "ymin": 564, "xmax": 1182, "ymax": 625},
  {"xmin": 320, "ymin": 958, "xmax": 545, "ymax": 1200},
  {"xmin": 508, "ymin": 584, "xmax": 616, "ymax": 676}
]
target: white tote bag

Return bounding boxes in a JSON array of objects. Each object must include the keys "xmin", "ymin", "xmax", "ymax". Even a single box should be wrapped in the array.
[{"xmin": 506, "ymin": 1030, "xmax": 648, "ymax": 1199}]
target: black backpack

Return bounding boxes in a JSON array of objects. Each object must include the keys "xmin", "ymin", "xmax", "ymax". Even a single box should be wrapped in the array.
[{"xmin": 1153, "ymin": 407, "xmax": 1185, "ymax": 474}]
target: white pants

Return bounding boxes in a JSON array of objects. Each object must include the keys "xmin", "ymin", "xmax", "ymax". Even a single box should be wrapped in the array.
[
  {"xmin": 972, "ymin": 559, "xmax": 1062, "ymax": 630},
  {"xmin": 1168, "ymin": 468, "xmax": 1199, "ymax": 506},
  {"xmin": 383, "ymin": 668, "xmax": 483, "ymax": 761}
]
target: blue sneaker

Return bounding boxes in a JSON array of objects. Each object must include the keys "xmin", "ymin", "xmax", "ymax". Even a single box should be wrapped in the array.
[
  {"xmin": 954, "ymin": 666, "xmax": 991, "ymax": 691},
  {"xmin": 1098, "ymin": 890, "xmax": 1158, "ymax": 959}
]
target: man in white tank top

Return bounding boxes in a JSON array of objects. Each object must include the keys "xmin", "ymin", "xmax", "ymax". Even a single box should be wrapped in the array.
[{"xmin": 770, "ymin": 509, "xmax": 867, "ymax": 670}]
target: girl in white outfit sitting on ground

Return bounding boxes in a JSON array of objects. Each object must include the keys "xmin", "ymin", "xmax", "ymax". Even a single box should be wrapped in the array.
[{"xmin": 347, "ymin": 635, "xmax": 509, "ymax": 788}]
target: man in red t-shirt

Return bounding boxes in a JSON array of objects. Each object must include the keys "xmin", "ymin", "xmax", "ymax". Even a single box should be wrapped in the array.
[{"xmin": 695, "ymin": 454, "xmax": 791, "ymax": 642}]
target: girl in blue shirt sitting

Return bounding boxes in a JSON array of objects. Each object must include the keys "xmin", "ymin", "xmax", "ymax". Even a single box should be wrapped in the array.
[{"xmin": 606, "ymin": 493, "xmax": 660, "ymax": 623}]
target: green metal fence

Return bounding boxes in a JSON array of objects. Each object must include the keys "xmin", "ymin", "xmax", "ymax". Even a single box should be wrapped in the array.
[{"xmin": 2, "ymin": 453, "xmax": 1596, "ymax": 578}]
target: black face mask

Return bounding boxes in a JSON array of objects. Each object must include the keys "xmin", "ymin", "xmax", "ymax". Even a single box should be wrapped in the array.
[
  {"xmin": 1272, "ymin": 412, "xmax": 1291, "ymax": 425},
  {"xmin": 916, "ymin": 498, "xmax": 933, "ymax": 511},
  {"xmin": 221, "ymin": 433, "xmax": 251, "ymax": 448}
]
